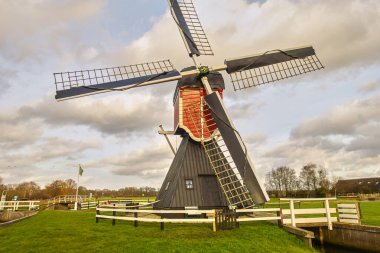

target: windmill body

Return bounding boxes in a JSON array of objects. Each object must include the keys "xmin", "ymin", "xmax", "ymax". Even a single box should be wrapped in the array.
[{"xmin": 53, "ymin": 0, "xmax": 324, "ymax": 210}]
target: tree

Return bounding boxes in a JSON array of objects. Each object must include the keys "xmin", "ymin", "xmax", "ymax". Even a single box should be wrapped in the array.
[
  {"xmin": 15, "ymin": 181, "xmax": 41, "ymax": 199},
  {"xmin": 299, "ymin": 163, "xmax": 318, "ymax": 197},
  {"xmin": 316, "ymin": 167, "xmax": 331, "ymax": 197},
  {"xmin": 43, "ymin": 179, "xmax": 77, "ymax": 198},
  {"xmin": 265, "ymin": 166, "xmax": 298, "ymax": 197}
]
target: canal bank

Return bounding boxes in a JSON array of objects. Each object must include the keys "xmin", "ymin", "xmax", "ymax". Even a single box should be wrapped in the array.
[{"xmin": 306, "ymin": 223, "xmax": 380, "ymax": 253}]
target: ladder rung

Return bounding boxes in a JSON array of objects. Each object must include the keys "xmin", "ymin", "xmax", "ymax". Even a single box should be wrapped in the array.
[
  {"xmin": 222, "ymin": 179, "xmax": 242, "ymax": 187},
  {"xmin": 212, "ymin": 162, "xmax": 233, "ymax": 170}
]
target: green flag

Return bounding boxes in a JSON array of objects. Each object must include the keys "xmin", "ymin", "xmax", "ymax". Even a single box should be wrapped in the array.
[{"xmin": 79, "ymin": 164, "xmax": 84, "ymax": 176}]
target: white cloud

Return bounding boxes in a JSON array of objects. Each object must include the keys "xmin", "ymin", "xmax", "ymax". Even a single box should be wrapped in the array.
[{"xmin": 258, "ymin": 91, "xmax": 380, "ymax": 178}]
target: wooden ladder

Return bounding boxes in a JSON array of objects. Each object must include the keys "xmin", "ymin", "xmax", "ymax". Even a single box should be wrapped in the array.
[{"xmin": 185, "ymin": 98, "xmax": 254, "ymax": 208}]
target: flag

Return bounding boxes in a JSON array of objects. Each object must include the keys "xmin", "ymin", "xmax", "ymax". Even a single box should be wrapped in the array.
[{"xmin": 79, "ymin": 164, "xmax": 84, "ymax": 176}]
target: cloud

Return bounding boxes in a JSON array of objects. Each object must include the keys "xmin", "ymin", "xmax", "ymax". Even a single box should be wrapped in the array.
[
  {"xmin": 0, "ymin": 137, "xmax": 101, "ymax": 181},
  {"xmin": 88, "ymin": 144, "xmax": 174, "ymax": 179},
  {"xmin": 258, "ymin": 91, "xmax": 380, "ymax": 178},
  {"xmin": 0, "ymin": 114, "xmax": 43, "ymax": 148},
  {"xmin": 17, "ymin": 94, "xmax": 172, "ymax": 136},
  {"xmin": 359, "ymin": 79, "xmax": 380, "ymax": 93},
  {"xmin": 0, "ymin": 68, "xmax": 17, "ymax": 95},
  {"xmin": 290, "ymin": 93, "xmax": 380, "ymax": 138},
  {"xmin": 104, "ymin": 0, "xmax": 380, "ymax": 75},
  {"xmin": 245, "ymin": 133, "xmax": 267, "ymax": 146},
  {"xmin": 0, "ymin": 0, "xmax": 106, "ymax": 64}
]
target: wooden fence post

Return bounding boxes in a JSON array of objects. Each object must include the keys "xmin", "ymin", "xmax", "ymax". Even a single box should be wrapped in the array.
[
  {"xmin": 212, "ymin": 209, "xmax": 217, "ymax": 232},
  {"xmin": 112, "ymin": 204, "xmax": 116, "ymax": 226},
  {"xmin": 357, "ymin": 202, "xmax": 362, "ymax": 219},
  {"xmin": 96, "ymin": 208, "xmax": 100, "ymax": 223},
  {"xmin": 324, "ymin": 199, "xmax": 332, "ymax": 230},
  {"xmin": 277, "ymin": 209, "xmax": 283, "ymax": 227},
  {"xmin": 134, "ymin": 207, "xmax": 139, "ymax": 227},
  {"xmin": 290, "ymin": 199, "xmax": 296, "ymax": 227},
  {"xmin": 234, "ymin": 209, "xmax": 239, "ymax": 228},
  {"xmin": 160, "ymin": 216, "xmax": 164, "ymax": 231}
]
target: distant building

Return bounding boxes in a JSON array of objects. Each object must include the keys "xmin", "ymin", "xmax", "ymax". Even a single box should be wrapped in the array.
[{"xmin": 336, "ymin": 177, "xmax": 380, "ymax": 195}]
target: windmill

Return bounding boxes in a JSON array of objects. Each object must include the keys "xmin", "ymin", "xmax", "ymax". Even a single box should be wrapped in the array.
[{"xmin": 53, "ymin": 0, "xmax": 324, "ymax": 209}]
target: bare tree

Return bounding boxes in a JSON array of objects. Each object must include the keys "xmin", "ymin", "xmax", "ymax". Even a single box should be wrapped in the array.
[
  {"xmin": 15, "ymin": 181, "xmax": 41, "ymax": 199},
  {"xmin": 317, "ymin": 167, "xmax": 331, "ymax": 196},
  {"xmin": 299, "ymin": 163, "xmax": 318, "ymax": 197},
  {"xmin": 265, "ymin": 166, "xmax": 298, "ymax": 197}
]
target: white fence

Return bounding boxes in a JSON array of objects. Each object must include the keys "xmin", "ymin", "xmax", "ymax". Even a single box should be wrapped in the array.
[
  {"xmin": 48, "ymin": 195, "xmax": 89, "ymax": 205},
  {"xmin": 0, "ymin": 201, "xmax": 40, "ymax": 211},
  {"xmin": 236, "ymin": 208, "xmax": 281, "ymax": 222},
  {"xmin": 280, "ymin": 198, "xmax": 338, "ymax": 230},
  {"xmin": 80, "ymin": 201, "xmax": 98, "ymax": 210},
  {"xmin": 96, "ymin": 206, "xmax": 282, "ymax": 231},
  {"xmin": 337, "ymin": 203, "xmax": 361, "ymax": 224}
]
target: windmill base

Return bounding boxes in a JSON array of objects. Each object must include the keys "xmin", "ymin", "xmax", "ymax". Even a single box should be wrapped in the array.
[{"xmin": 155, "ymin": 135, "xmax": 229, "ymax": 210}]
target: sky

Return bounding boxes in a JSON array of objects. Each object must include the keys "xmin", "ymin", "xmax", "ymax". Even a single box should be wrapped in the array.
[{"xmin": 1, "ymin": 0, "xmax": 380, "ymax": 190}]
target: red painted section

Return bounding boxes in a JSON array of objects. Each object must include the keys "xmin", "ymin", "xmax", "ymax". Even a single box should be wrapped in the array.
[{"xmin": 174, "ymin": 87, "xmax": 223, "ymax": 141}]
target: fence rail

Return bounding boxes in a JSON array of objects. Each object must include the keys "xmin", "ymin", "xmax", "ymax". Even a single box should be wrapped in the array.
[
  {"xmin": 280, "ymin": 197, "xmax": 337, "ymax": 230},
  {"xmin": 0, "ymin": 201, "xmax": 40, "ymax": 211},
  {"xmin": 95, "ymin": 198, "xmax": 361, "ymax": 232},
  {"xmin": 96, "ymin": 206, "xmax": 282, "ymax": 231},
  {"xmin": 337, "ymin": 203, "xmax": 361, "ymax": 224}
]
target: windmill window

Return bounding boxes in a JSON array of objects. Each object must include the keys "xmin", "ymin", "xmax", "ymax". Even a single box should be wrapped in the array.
[
  {"xmin": 185, "ymin": 179, "xmax": 193, "ymax": 190},
  {"xmin": 165, "ymin": 181, "xmax": 170, "ymax": 191}
]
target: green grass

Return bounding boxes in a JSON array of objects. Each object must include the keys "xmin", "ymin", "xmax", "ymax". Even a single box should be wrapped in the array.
[
  {"xmin": 0, "ymin": 211, "xmax": 316, "ymax": 253},
  {"xmin": 360, "ymin": 201, "xmax": 380, "ymax": 226}
]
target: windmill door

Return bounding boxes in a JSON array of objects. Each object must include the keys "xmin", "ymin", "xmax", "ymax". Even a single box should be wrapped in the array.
[{"xmin": 199, "ymin": 175, "xmax": 222, "ymax": 207}]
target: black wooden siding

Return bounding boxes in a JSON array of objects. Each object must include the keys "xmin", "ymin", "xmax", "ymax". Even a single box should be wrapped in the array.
[{"xmin": 155, "ymin": 135, "xmax": 228, "ymax": 209}]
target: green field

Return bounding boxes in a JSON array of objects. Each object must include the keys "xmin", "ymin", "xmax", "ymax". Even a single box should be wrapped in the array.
[
  {"xmin": 360, "ymin": 201, "xmax": 380, "ymax": 226},
  {"xmin": 0, "ymin": 210, "xmax": 316, "ymax": 253}
]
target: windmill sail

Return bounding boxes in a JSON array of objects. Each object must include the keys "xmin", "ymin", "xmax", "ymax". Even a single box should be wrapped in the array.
[
  {"xmin": 225, "ymin": 46, "xmax": 324, "ymax": 91},
  {"xmin": 169, "ymin": 0, "xmax": 213, "ymax": 56},
  {"xmin": 204, "ymin": 92, "xmax": 269, "ymax": 205},
  {"xmin": 54, "ymin": 60, "xmax": 181, "ymax": 101}
]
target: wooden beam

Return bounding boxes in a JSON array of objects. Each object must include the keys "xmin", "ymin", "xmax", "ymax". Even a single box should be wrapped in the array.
[{"xmin": 158, "ymin": 125, "xmax": 176, "ymax": 155}]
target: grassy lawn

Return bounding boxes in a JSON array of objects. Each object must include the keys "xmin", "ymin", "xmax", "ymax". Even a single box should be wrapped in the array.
[
  {"xmin": 360, "ymin": 201, "xmax": 380, "ymax": 226},
  {"xmin": 0, "ymin": 210, "xmax": 316, "ymax": 253}
]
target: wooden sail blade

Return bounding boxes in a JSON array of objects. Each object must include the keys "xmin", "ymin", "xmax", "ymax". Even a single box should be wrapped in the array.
[
  {"xmin": 225, "ymin": 46, "xmax": 324, "ymax": 91},
  {"xmin": 54, "ymin": 60, "xmax": 181, "ymax": 101},
  {"xmin": 169, "ymin": 0, "xmax": 213, "ymax": 56},
  {"xmin": 204, "ymin": 92, "xmax": 270, "ymax": 205}
]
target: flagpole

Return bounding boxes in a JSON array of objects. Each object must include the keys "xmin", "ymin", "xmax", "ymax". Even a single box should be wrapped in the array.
[{"xmin": 75, "ymin": 164, "xmax": 80, "ymax": 210}]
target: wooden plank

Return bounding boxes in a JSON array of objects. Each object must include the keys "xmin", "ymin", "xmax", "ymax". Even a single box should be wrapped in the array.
[
  {"xmin": 338, "ymin": 208, "xmax": 357, "ymax": 213},
  {"xmin": 237, "ymin": 217, "xmax": 280, "ymax": 222},
  {"xmin": 280, "ymin": 198, "xmax": 336, "ymax": 201},
  {"xmin": 96, "ymin": 215, "xmax": 214, "ymax": 223},
  {"xmin": 96, "ymin": 208, "xmax": 214, "ymax": 214},
  {"xmin": 283, "ymin": 217, "xmax": 338, "ymax": 224},
  {"xmin": 337, "ymin": 204, "xmax": 356, "ymax": 208},
  {"xmin": 339, "ymin": 214, "xmax": 358, "ymax": 219},
  {"xmin": 339, "ymin": 218, "xmax": 359, "ymax": 224},
  {"xmin": 282, "ymin": 208, "xmax": 336, "ymax": 215},
  {"xmin": 236, "ymin": 208, "xmax": 280, "ymax": 213}
]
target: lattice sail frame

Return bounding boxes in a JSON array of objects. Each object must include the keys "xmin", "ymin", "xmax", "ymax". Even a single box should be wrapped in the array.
[
  {"xmin": 54, "ymin": 60, "xmax": 176, "ymax": 92},
  {"xmin": 171, "ymin": 0, "xmax": 213, "ymax": 56},
  {"xmin": 226, "ymin": 47, "xmax": 324, "ymax": 91}
]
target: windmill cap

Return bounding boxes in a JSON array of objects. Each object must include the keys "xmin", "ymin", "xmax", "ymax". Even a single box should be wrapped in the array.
[{"xmin": 173, "ymin": 66, "xmax": 225, "ymax": 104}]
